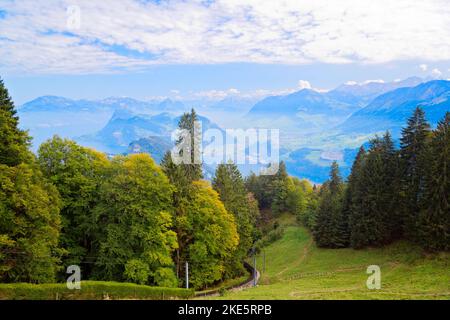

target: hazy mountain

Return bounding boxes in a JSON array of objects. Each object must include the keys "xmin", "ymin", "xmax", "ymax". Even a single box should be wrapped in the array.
[
  {"xmin": 338, "ymin": 80, "xmax": 450, "ymax": 136},
  {"xmin": 245, "ymin": 88, "xmax": 363, "ymax": 133},
  {"xmin": 20, "ymin": 95, "xmax": 188, "ymax": 115},
  {"xmin": 210, "ymin": 97, "xmax": 257, "ymax": 113},
  {"xmin": 329, "ymin": 77, "xmax": 424, "ymax": 104},
  {"xmin": 127, "ymin": 136, "xmax": 173, "ymax": 163},
  {"xmin": 20, "ymin": 96, "xmax": 115, "ymax": 113},
  {"xmin": 245, "ymin": 77, "xmax": 425, "ymax": 132},
  {"xmin": 78, "ymin": 110, "xmax": 221, "ymax": 154},
  {"xmin": 18, "ymin": 96, "xmax": 190, "ymax": 150}
]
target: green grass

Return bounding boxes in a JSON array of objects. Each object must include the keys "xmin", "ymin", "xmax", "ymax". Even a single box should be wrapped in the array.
[
  {"xmin": 213, "ymin": 214, "xmax": 450, "ymax": 300},
  {"xmin": 0, "ymin": 281, "xmax": 194, "ymax": 300}
]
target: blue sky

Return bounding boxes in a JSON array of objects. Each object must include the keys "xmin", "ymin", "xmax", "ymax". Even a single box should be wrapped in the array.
[{"xmin": 1, "ymin": 0, "xmax": 449, "ymax": 105}]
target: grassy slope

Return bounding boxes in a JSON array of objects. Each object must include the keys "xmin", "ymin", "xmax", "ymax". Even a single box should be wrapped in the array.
[{"xmin": 215, "ymin": 214, "xmax": 450, "ymax": 300}]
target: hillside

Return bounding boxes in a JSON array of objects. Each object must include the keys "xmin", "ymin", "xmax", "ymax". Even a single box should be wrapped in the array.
[{"xmin": 214, "ymin": 214, "xmax": 450, "ymax": 300}]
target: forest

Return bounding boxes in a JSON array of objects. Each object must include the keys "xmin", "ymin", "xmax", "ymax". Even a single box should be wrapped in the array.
[{"xmin": 0, "ymin": 77, "xmax": 448, "ymax": 292}]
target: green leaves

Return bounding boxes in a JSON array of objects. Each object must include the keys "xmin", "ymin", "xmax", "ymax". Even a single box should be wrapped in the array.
[
  {"xmin": 0, "ymin": 163, "xmax": 62, "ymax": 283},
  {"xmin": 94, "ymin": 154, "xmax": 177, "ymax": 286},
  {"xmin": 124, "ymin": 259, "xmax": 150, "ymax": 285},
  {"xmin": 181, "ymin": 181, "xmax": 239, "ymax": 289},
  {"xmin": 0, "ymin": 78, "xmax": 32, "ymax": 167},
  {"xmin": 0, "ymin": 79, "xmax": 63, "ymax": 283},
  {"xmin": 38, "ymin": 136, "xmax": 109, "ymax": 269}
]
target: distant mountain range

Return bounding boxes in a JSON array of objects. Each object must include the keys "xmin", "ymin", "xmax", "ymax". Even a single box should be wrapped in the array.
[
  {"xmin": 77, "ymin": 109, "xmax": 221, "ymax": 155},
  {"xmin": 17, "ymin": 77, "xmax": 450, "ymax": 183},
  {"xmin": 246, "ymin": 77, "xmax": 425, "ymax": 129},
  {"xmin": 331, "ymin": 77, "xmax": 424, "ymax": 104},
  {"xmin": 338, "ymin": 80, "xmax": 450, "ymax": 136},
  {"xmin": 19, "ymin": 95, "xmax": 188, "ymax": 115}
]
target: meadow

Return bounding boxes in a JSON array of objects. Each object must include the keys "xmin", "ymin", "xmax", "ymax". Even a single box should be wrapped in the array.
[{"xmin": 214, "ymin": 214, "xmax": 450, "ymax": 300}]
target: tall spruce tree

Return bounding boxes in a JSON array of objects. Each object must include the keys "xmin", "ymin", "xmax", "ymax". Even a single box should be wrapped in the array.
[
  {"xmin": 160, "ymin": 109, "xmax": 205, "ymax": 279},
  {"xmin": 161, "ymin": 108, "xmax": 203, "ymax": 195},
  {"xmin": 313, "ymin": 162, "xmax": 346, "ymax": 247},
  {"xmin": 271, "ymin": 161, "xmax": 290, "ymax": 214},
  {"xmin": 345, "ymin": 146, "xmax": 366, "ymax": 248},
  {"xmin": 175, "ymin": 108, "xmax": 203, "ymax": 182},
  {"xmin": 417, "ymin": 113, "xmax": 449, "ymax": 251},
  {"xmin": 399, "ymin": 107, "xmax": 432, "ymax": 240},
  {"xmin": 349, "ymin": 133, "xmax": 399, "ymax": 248},
  {"xmin": 212, "ymin": 162, "xmax": 258, "ymax": 277},
  {"xmin": 0, "ymin": 78, "xmax": 31, "ymax": 166}
]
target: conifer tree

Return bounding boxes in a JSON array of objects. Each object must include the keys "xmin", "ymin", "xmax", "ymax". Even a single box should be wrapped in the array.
[
  {"xmin": 417, "ymin": 113, "xmax": 449, "ymax": 251},
  {"xmin": 175, "ymin": 108, "xmax": 203, "ymax": 182},
  {"xmin": 399, "ymin": 107, "xmax": 432, "ymax": 239},
  {"xmin": 346, "ymin": 146, "xmax": 367, "ymax": 248},
  {"xmin": 271, "ymin": 161, "xmax": 290, "ymax": 214},
  {"xmin": 0, "ymin": 77, "xmax": 31, "ymax": 166},
  {"xmin": 213, "ymin": 162, "xmax": 258, "ymax": 277},
  {"xmin": 349, "ymin": 133, "xmax": 399, "ymax": 248},
  {"xmin": 313, "ymin": 162, "xmax": 346, "ymax": 247}
]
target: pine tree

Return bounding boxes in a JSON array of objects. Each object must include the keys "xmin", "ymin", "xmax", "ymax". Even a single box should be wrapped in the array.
[
  {"xmin": 349, "ymin": 133, "xmax": 399, "ymax": 248},
  {"xmin": 313, "ymin": 162, "xmax": 346, "ymax": 247},
  {"xmin": 399, "ymin": 107, "xmax": 432, "ymax": 240},
  {"xmin": 212, "ymin": 162, "xmax": 258, "ymax": 277},
  {"xmin": 0, "ymin": 77, "xmax": 31, "ymax": 166},
  {"xmin": 271, "ymin": 161, "xmax": 290, "ymax": 214},
  {"xmin": 346, "ymin": 146, "xmax": 367, "ymax": 248},
  {"xmin": 417, "ymin": 113, "xmax": 450, "ymax": 251},
  {"xmin": 175, "ymin": 108, "xmax": 203, "ymax": 182},
  {"xmin": 160, "ymin": 109, "xmax": 205, "ymax": 279}
]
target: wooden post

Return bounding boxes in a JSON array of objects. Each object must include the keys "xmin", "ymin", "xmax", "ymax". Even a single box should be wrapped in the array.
[
  {"xmin": 253, "ymin": 254, "xmax": 257, "ymax": 287},
  {"xmin": 185, "ymin": 262, "xmax": 189, "ymax": 289},
  {"xmin": 263, "ymin": 250, "xmax": 266, "ymax": 273}
]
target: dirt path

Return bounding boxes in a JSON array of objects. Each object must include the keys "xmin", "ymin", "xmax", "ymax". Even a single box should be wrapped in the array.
[{"xmin": 276, "ymin": 238, "xmax": 313, "ymax": 278}]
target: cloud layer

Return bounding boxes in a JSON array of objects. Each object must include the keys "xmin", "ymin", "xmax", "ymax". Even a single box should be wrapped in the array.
[{"xmin": 1, "ymin": 0, "xmax": 449, "ymax": 74}]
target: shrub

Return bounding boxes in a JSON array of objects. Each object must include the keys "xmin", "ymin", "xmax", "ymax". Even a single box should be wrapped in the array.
[{"xmin": 0, "ymin": 281, "xmax": 194, "ymax": 300}]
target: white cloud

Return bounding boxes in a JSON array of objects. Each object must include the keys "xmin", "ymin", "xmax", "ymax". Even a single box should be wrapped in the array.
[
  {"xmin": 1, "ymin": 0, "xmax": 450, "ymax": 74},
  {"xmin": 344, "ymin": 79, "xmax": 385, "ymax": 86},
  {"xmin": 419, "ymin": 64, "xmax": 428, "ymax": 71},
  {"xmin": 194, "ymin": 88, "xmax": 241, "ymax": 100},
  {"xmin": 361, "ymin": 79, "xmax": 385, "ymax": 84},
  {"xmin": 431, "ymin": 68, "xmax": 442, "ymax": 77},
  {"xmin": 297, "ymin": 80, "xmax": 312, "ymax": 90}
]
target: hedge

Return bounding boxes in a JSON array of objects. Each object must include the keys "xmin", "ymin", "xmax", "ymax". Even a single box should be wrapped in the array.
[{"xmin": 0, "ymin": 281, "xmax": 194, "ymax": 300}]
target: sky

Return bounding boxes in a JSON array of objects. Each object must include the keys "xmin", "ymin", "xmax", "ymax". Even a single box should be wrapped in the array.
[{"xmin": 1, "ymin": 0, "xmax": 450, "ymax": 105}]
